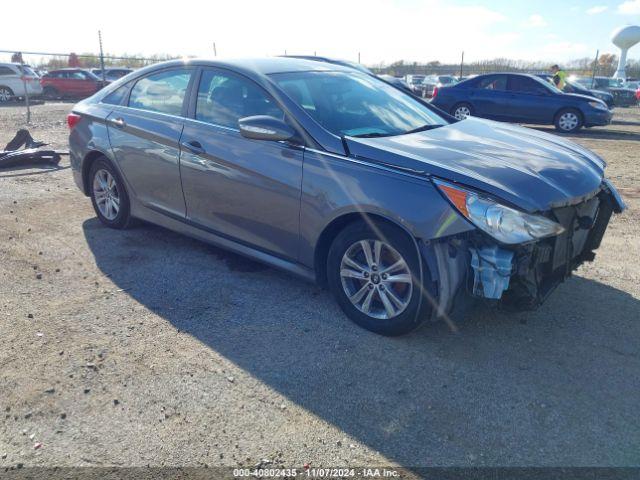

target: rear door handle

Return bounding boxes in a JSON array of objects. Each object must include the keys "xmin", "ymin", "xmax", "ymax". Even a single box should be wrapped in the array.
[
  {"xmin": 181, "ymin": 140, "xmax": 205, "ymax": 155},
  {"xmin": 109, "ymin": 117, "xmax": 126, "ymax": 128}
]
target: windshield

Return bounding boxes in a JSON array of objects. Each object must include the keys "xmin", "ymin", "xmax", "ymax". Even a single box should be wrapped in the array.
[
  {"xmin": 272, "ymin": 71, "xmax": 447, "ymax": 137},
  {"xmin": 18, "ymin": 66, "xmax": 38, "ymax": 77},
  {"xmin": 539, "ymin": 77, "xmax": 563, "ymax": 94}
]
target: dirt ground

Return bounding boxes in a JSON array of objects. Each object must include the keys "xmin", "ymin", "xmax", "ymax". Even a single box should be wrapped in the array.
[{"xmin": 1, "ymin": 102, "xmax": 639, "ymax": 472}]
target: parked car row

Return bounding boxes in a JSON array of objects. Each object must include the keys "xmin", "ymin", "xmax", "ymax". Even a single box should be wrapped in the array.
[{"xmin": 0, "ymin": 63, "xmax": 136, "ymax": 102}]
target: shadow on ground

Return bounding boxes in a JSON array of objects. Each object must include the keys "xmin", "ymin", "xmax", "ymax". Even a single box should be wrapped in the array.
[
  {"xmin": 0, "ymin": 164, "xmax": 69, "ymax": 178},
  {"xmin": 83, "ymin": 218, "xmax": 640, "ymax": 467}
]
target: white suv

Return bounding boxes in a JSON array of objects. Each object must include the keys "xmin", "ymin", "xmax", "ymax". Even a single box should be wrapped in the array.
[{"xmin": 0, "ymin": 63, "xmax": 43, "ymax": 102}]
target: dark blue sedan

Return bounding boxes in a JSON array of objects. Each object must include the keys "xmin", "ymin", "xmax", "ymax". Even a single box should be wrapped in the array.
[{"xmin": 431, "ymin": 73, "xmax": 612, "ymax": 133}]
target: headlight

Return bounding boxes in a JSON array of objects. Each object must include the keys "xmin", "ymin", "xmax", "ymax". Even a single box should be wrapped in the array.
[
  {"xmin": 589, "ymin": 100, "xmax": 607, "ymax": 110},
  {"xmin": 436, "ymin": 181, "xmax": 564, "ymax": 244}
]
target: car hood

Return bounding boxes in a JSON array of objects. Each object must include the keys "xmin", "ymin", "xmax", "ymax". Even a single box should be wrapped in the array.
[
  {"xmin": 562, "ymin": 92, "xmax": 603, "ymax": 103},
  {"xmin": 588, "ymin": 89, "xmax": 612, "ymax": 97},
  {"xmin": 345, "ymin": 117, "xmax": 605, "ymax": 212}
]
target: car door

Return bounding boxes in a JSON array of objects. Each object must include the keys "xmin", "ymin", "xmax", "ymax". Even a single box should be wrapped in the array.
[
  {"xmin": 106, "ymin": 67, "xmax": 195, "ymax": 217},
  {"xmin": 505, "ymin": 75, "xmax": 558, "ymax": 124},
  {"xmin": 467, "ymin": 74, "xmax": 509, "ymax": 119},
  {"xmin": 179, "ymin": 67, "xmax": 304, "ymax": 259},
  {"xmin": 68, "ymin": 71, "xmax": 96, "ymax": 97}
]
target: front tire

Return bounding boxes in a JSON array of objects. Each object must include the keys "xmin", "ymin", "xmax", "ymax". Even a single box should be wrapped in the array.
[
  {"xmin": 554, "ymin": 108, "xmax": 583, "ymax": 133},
  {"xmin": 89, "ymin": 157, "xmax": 133, "ymax": 229},
  {"xmin": 327, "ymin": 221, "xmax": 431, "ymax": 336}
]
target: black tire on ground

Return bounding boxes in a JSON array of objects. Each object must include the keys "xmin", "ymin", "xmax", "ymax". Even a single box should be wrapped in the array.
[
  {"xmin": 554, "ymin": 108, "xmax": 583, "ymax": 133},
  {"xmin": 42, "ymin": 86, "xmax": 59, "ymax": 100},
  {"xmin": 0, "ymin": 86, "xmax": 14, "ymax": 103},
  {"xmin": 451, "ymin": 102, "xmax": 474, "ymax": 120},
  {"xmin": 327, "ymin": 220, "xmax": 433, "ymax": 336},
  {"xmin": 89, "ymin": 157, "xmax": 133, "ymax": 229}
]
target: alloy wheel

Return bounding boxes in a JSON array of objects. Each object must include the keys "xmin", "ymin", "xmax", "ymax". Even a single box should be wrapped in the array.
[
  {"xmin": 0, "ymin": 88, "xmax": 11, "ymax": 103},
  {"xmin": 558, "ymin": 112, "xmax": 579, "ymax": 131},
  {"xmin": 340, "ymin": 239, "xmax": 413, "ymax": 320},
  {"xmin": 92, "ymin": 169, "xmax": 120, "ymax": 221},
  {"xmin": 454, "ymin": 106, "xmax": 471, "ymax": 120}
]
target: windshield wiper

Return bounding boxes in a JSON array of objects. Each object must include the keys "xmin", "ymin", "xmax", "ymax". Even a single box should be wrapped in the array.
[
  {"xmin": 350, "ymin": 132, "xmax": 392, "ymax": 138},
  {"xmin": 403, "ymin": 124, "xmax": 445, "ymax": 135}
]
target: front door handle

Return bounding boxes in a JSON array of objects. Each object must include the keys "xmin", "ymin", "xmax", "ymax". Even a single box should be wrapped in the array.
[
  {"xmin": 181, "ymin": 140, "xmax": 205, "ymax": 155},
  {"xmin": 109, "ymin": 117, "xmax": 126, "ymax": 128}
]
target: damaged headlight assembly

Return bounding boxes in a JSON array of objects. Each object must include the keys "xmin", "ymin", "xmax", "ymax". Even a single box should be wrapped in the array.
[{"xmin": 435, "ymin": 180, "xmax": 565, "ymax": 244}]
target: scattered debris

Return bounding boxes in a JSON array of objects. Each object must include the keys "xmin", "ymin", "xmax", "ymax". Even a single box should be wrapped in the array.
[
  {"xmin": 0, "ymin": 129, "xmax": 66, "ymax": 170},
  {"xmin": 33, "ymin": 442, "xmax": 42, "ymax": 450},
  {"xmin": 226, "ymin": 376, "xmax": 235, "ymax": 383}
]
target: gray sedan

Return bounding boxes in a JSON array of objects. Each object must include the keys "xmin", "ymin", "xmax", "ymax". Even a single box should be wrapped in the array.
[{"xmin": 68, "ymin": 58, "xmax": 623, "ymax": 335}]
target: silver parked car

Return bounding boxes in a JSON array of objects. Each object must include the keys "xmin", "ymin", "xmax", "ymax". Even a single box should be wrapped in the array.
[
  {"xmin": 68, "ymin": 58, "xmax": 623, "ymax": 335},
  {"xmin": 0, "ymin": 63, "xmax": 43, "ymax": 102}
]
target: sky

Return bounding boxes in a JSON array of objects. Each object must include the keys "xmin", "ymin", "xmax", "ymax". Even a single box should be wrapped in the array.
[{"xmin": 2, "ymin": 0, "xmax": 640, "ymax": 65}]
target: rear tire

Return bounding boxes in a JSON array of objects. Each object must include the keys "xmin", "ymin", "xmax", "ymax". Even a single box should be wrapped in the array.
[
  {"xmin": 89, "ymin": 157, "xmax": 133, "ymax": 229},
  {"xmin": 43, "ymin": 86, "xmax": 59, "ymax": 100},
  {"xmin": 554, "ymin": 108, "xmax": 583, "ymax": 133},
  {"xmin": 0, "ymin": 86, "xmax": 14, "ymax": 103},
  {"xmin": 327, "ymin": 221, "xmax": 432, "ymax": 336},
  {"xmin": 451, "ymin": 102, "xmax": 473, "ymax": 120}
]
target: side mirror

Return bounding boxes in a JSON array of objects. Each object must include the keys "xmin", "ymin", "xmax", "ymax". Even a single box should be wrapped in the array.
[{"xmin": 238, "ymin": 115, "xmax": 295, "ymax": 142}]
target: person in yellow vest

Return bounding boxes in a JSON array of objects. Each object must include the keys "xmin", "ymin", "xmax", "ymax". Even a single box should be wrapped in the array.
[{"xmin": 550, "ymin": 64, "xmax": 567, "ymax": 90}]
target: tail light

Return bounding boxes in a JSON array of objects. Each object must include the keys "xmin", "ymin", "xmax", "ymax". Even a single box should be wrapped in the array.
[
  {"xmin": 432, "ymin": 86, "xmax": 439, "ymax": 99},
  {"xmin": 67, "ymin": 113, "xmax": 81, "ymax": 130}
]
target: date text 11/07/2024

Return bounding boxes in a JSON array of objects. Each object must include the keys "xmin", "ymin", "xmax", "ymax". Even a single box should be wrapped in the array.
[{"xmin": 232, "ymin": 467, "xmax": 401, "ymax": 477}]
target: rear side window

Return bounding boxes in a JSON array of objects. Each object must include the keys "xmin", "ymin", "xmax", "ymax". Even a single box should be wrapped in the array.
[
  {"xmin": 195, "ymin": 69, "xmax": 283, "ymax": 128},
  {"xmin": 477, "ymin": 75, "xmax": 507, "ymax": 91},
  {"xmin": 129, "ymin": 69, "xmax": 192, "ymax": 116},
  {"xmin": 0, "ymin": 66, "xmax": 16, "ymax": 76}
]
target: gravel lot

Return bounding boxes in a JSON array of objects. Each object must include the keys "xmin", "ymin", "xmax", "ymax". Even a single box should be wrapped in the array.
[{"xmin": 1, "ymin": 102, "xmax": 639, "ymax": 472}]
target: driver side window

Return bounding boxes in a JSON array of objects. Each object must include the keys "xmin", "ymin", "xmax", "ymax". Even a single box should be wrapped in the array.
[{"xmin": 195, "ymin": 69, "xmax": 284, "ymax": 129}]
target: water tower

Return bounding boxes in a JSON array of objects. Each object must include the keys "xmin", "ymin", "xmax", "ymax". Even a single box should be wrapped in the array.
[{"xmin": 611, "ymin": 25, "xmax": 640, "ymax": 79}]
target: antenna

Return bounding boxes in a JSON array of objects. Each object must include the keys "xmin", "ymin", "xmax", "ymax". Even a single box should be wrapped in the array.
[{"xmin": 611, "ymin": 25, "xmax": 640, "ymax": 79}]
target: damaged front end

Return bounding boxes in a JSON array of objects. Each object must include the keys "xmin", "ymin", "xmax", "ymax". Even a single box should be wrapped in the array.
[{"xmin": 425, "ymin": 179, "xmax": 625, "ymax": 314}]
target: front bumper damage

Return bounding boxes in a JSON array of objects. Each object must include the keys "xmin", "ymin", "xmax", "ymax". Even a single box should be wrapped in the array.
[{"xmin": 423, "ymin": 181, "xmax": 625, "ymax": 316}]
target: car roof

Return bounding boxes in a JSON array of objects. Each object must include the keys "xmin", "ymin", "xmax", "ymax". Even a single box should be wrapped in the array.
[
  {"xmin": 141, "ymin": 57, "xmax": 355, "ymax": 77},
  {"xmin": 280, "ymin": 55, "xmax": 373, "ymax": 75}
]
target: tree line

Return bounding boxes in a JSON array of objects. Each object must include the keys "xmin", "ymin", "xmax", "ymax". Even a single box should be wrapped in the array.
[{"xmin": 370, "ymin": 54, "xmax": 640, "ymax": 78}]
